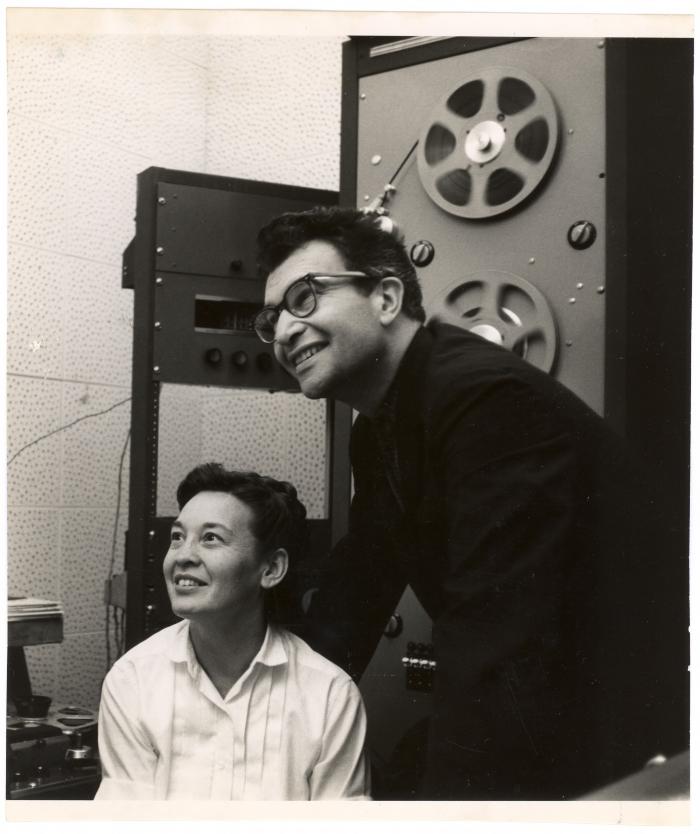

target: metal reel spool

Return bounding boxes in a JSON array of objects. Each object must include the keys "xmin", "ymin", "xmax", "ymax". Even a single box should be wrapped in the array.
[
  {"xmin": 417, "ymin": 66, "xmax": 560, "ymax": 219},
  {"xmin": 429, "ymin": 270, "xmax": 558, "ymax": 373}
]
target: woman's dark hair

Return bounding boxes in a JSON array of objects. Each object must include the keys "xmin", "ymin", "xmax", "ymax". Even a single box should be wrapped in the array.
[
  {"xmin": 176, "ymin": 462, "xmax": 308, "ymax": 569},
  {"xmin": 257, "ymin": 205, "xmax": 426, "ymax": 323}
]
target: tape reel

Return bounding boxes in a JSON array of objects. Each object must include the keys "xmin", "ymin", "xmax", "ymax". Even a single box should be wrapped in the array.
[
  {"xmin": 417, "ymin": 66, "xmax": 560, "ymax": 219},
  {"xmin": 429, "ymin": 270, "xmax": 558, "ymax": 372}
]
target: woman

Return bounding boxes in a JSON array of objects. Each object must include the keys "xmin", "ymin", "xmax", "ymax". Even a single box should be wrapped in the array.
[{"xmin": 96, "ymin": 463, "xmax": 369, "ymax": 800}]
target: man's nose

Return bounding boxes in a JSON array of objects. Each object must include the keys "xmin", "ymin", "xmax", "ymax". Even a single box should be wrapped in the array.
[{"xmin": 273, "ymin": 308, "xmax": 306, "ymax": 347}]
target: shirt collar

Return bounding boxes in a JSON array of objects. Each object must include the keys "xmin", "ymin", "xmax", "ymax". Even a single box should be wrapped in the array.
[{"xmin": 165, "ymin": 619, "xmax": 289, "ymax": 675}]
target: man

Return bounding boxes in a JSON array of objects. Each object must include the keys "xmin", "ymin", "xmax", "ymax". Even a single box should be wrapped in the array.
[
  {"xmin": 96, "ymin": 463, "xmax": 369, "ymax": 800},
  {"xmin": 254, "ymin": 206, "xmax": 679, "ymax": 799}
]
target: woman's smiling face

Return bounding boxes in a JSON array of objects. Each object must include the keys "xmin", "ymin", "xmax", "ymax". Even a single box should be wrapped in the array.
[{"xmin": 163, "ymin": 491, "xmax": 268, "ymax": 625}]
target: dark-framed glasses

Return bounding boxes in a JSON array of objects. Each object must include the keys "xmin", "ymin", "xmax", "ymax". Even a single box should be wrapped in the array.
[{"xmin": 254, "ymin": 272, "xmax": 373, "ymax": 344}]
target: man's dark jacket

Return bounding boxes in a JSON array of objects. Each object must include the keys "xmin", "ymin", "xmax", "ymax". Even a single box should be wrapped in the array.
[{"xmin": 305, "ymin": 321, "xmax": 682, "ymax": 799}]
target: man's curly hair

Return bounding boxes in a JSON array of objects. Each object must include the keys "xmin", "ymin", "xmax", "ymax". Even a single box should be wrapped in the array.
[{"xmin": 257, "ymin": 205, "xmax": 426, "ymax": 323}]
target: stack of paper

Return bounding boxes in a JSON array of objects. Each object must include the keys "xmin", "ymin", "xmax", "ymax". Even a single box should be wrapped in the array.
[{"xmin": 8, "ymin": 597, "xmax": 64, "ymax": 622}]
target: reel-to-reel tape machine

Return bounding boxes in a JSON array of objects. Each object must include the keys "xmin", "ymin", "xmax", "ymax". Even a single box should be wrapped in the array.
[
  {"xmin": 350, "ymin": 37, "xmax": 610, "ymax": 416},
  {"xmin": 342, "ymin": 35, "xmax": 692, "ymax": 794}
]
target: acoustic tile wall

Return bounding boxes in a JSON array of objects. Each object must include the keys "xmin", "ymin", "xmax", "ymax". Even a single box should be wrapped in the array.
[
  {"xmin": 7, "ymin": 29, "xmax": 343, "ymax": 711},
  {"xmin": 206, "ymin": 35, "xmax": 343, "ymax": 190}
]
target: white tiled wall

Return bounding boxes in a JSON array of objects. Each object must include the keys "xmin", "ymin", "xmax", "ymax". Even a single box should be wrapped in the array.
[{"xmin": 7, "ymin": 28, "xmax": 343, "ymax": 710}]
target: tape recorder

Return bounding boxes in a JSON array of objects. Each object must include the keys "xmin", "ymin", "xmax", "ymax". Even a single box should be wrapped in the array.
[
  {"xmin": 342, "ymin": 35, "xmax": 692, "ymax": 793},
  {"xmin": 6, "ymin": 704, "xmax": 99, "ymax": 799}
]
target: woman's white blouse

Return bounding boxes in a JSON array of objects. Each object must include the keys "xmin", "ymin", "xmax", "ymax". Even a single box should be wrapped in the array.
[{"xmin": 95, "ymin": 621, "xmax": 370, "ymax": 800}]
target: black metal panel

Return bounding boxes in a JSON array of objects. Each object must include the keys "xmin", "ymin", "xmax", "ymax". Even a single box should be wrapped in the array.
[
  {"xmin": 125, "ymin": 167, "xmax": 163, "ymax": 648},
  {"xmin": 154, "ymin": 181, "xmax": 335, "ymax": 280},
  {"xmin": 605, "ymin": 39, "xmax": 692, "ymax": 756},
  {"xmin": 340, "ymin": 40, "xmax": 360, "ymax": 208}
]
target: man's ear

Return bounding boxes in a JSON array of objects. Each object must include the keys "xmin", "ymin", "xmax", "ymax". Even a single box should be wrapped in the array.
[
  {"xmin": 260, "ymin": 548, "xmax": 289, "ymax": 590},
  {"xmin": 374, "ymin": 275, "xmax": 404, "ymax": 325}
]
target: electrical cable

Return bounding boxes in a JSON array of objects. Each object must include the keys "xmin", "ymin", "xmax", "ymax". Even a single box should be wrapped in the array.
[
  {"xmin": 388, "ymin": 139, "xmax": 419, "ymax": 186},
  {"xmin": 8, "ymin": 396, "xmax": 131, "ymax": 467},
  {"xmin": 105, "ymin": 427, "xmax": 131, "ymax": 671}
]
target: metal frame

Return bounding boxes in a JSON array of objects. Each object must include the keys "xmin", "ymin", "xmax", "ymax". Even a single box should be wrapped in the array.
[{"xmin": 124, "ymin": 167, "xmax": 347, "ymax": 649}]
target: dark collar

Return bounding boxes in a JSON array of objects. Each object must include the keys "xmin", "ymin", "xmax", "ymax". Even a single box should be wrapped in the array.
[{"xmin": 388, "ymin": 324, "xmax": 434, "ymax": 429}]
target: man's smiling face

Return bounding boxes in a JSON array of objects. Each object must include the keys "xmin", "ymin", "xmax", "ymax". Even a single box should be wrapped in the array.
[{"xmin": 264, "ymin": 240, "xmax": 388, "ymax": 406}]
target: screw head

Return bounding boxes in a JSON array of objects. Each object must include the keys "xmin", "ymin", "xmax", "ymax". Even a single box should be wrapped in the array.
[
  {"xmin": 528, "ymin": 257, "xmax": 535, "ymax": 265},
  {"xmin": 568, "ymin": 297, "xmax": 577, "ymax": 304},
  {"xmin": 597, "ymin": 285, "xmax": 605, "ymax": 294},
  {"xmin": 158, "ymin": 197, "xmax": 166, "ymax": 205},
  {"xmin": 154, "ymin": 321, "xmax": 161, "ymax": 330},
  {"xmin": 153, "ymin": 365, "xmax": 160, "ymax": 374},
  {"xmin": 155, "ymin": 276, "xmax": 163, "ymax": 286},
  {"xmin": 371, "ymin": 154, "xmax": 382, "ymax": 165},
  {"xmin": 576, "ymin": 282, "xmax": 584, "ymax": 290},
  {"xmin": 156, "ymin": 246, "xmax": 164, "ymax": 255}
]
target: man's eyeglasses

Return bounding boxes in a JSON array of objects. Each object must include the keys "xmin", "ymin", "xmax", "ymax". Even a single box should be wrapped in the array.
[{"xmin": 254, "ymin": 272, "xmax": 374, "ymax": 344}]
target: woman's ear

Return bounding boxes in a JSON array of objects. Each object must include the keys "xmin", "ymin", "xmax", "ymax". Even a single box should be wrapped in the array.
[
  {"xmin": 374, "ymin": 275, "xmax": 404, "ymax": 326},
  {"xmin": 260, "ymin": 548, "xmax": 289, "ymax": 590}
]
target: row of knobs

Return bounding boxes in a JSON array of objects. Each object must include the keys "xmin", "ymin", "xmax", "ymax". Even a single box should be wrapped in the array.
[{"xmin": 204, "ymin": 348, "xmax": 274, "ymax": 372}]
